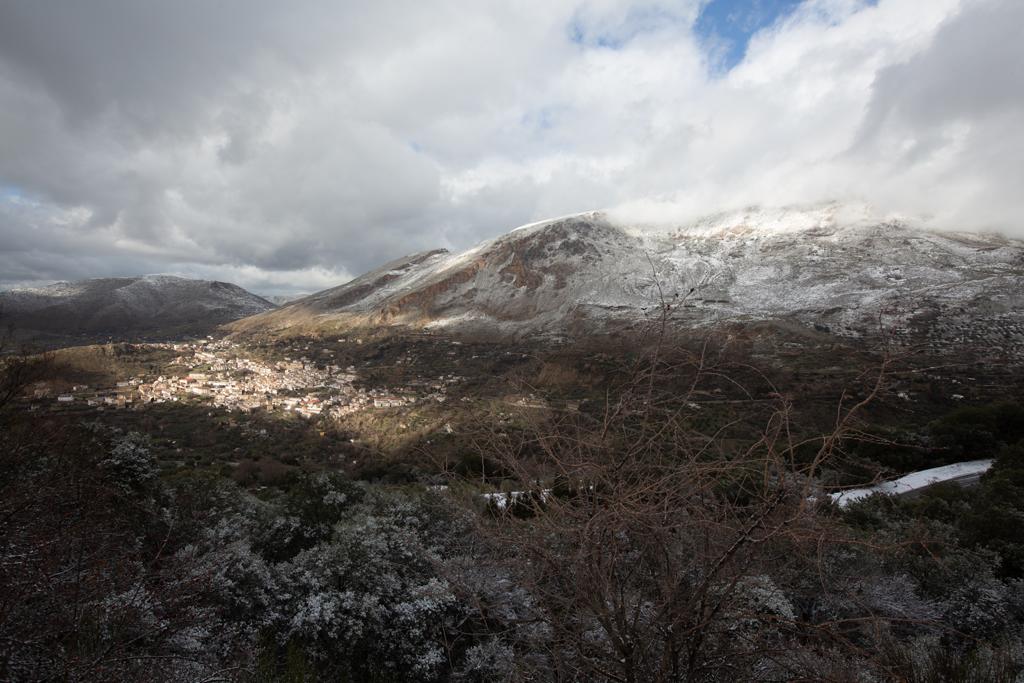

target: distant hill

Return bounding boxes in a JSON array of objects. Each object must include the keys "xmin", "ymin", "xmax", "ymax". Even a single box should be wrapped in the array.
[
  {"xmin": 1, "ymin": 274, "xmax": 275, "ymax": 347},
  {"xmin": 265, "ymin": 294, "xmax": 307, "ymax": 306},
  {"xmin": 229, "ymin": 203, "xmax": 1024, "ymax": 355}
]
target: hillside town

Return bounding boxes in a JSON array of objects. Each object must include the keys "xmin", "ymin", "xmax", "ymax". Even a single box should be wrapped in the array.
[{"xmin": 28, "ymin": 339, "xmax": 458, "ymax": 420}]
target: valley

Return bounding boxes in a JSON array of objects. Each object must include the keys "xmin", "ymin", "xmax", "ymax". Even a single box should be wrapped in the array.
[
  {"xmin": 6, "ymin": 206, "xmax": 1024, "ymax": 682},
  {"xmin": 5, "ymin": 0, "xmax": 1024, "ymax": 675},
  {"xmin": 16, "ymin": 309, "xmax": 1024, "ymax": 492}
]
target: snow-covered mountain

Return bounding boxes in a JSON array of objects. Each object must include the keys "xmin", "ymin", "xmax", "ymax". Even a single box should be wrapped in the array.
[
  {"xmin": 265, "ymin": 294, "xmax": 307, "ymax": 306},
  {"xmin": 231, "ymin": 203, "xmax": 1024, "ymax": 351},
  {"xmin": 1, "ymin": 274, "xmax": 275, "ymax": 343}
]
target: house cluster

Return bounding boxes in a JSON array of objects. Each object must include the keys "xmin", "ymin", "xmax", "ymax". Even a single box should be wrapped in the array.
[
  {"xmin": 33, "ymin": 379, "xmax": 142, "ymax": 409},
  {"xmin": 146, "ymin": 339, "xmax": 455, "ymax": 419},
  {"xmin": 28, "ymin": 338, "xmax": 462, "ymax": 420}
]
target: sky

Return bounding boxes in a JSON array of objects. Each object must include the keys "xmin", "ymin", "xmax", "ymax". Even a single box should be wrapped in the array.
[{"xmin": 0, "ymin": 0, "xmax": 1021, "ymax": 296}]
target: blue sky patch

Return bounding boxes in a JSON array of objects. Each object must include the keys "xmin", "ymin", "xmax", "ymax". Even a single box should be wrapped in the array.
[
  {"xmin": 695, "ymin": 0, "xmax": 806, "ymax": 72},
  {"xmin": 1, "ymin": 184, "xmax": 23, "ymax": 200}
]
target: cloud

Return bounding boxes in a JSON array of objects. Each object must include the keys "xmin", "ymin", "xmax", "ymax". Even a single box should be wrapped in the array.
[
  {"xmin": 0, "ymin": 0, "xmax": 1020, "ymax": 295},
  {"xmin": 848, "ymin": 0, "xmax": 1024, "ymax": 228}
]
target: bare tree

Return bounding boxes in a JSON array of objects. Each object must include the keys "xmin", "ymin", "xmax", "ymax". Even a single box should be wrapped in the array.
[{"xmin": 446, "ymin": 319, "xmax": 939, "ymax": 681}]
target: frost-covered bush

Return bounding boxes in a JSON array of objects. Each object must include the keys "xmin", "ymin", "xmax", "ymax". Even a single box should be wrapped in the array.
[
  {"xmin": 96, "ymin": 582, "xmax": 167, "ymax": 642},
  {"xmin": 734, "ymin": 574, "xmax": 797, "ymax": 623},
  {"xmin": 283, "ymin": 471, "xmax": 366, "ymax": 542},
  {"xmin": 860, "ymin": 573, "xmax": 940, "ymax": 623},
  {"xmin": 881, "ymin": 634, "xmax": 1024, "ymax": 683},
  {"xmin": 943, "ymin": 576, "xmax": 1016, "ymax": 639},
  {"xmin": 100, "ymin": 431, "xmax": 158, "ymax": 492},
  {"xmin": 195, "ymin": 536, "xmax": 280, "ymax": 627},
  {"xmin": 254, "ymin": 512, "xmax": 310, "ymax": 562},
  {"xmin": 276, "ymin": 501, "xmax": 464, "ymax": 680},
  {"xmin": 454, "ymin": 639, "xmax": 517, "ymax": 682}
]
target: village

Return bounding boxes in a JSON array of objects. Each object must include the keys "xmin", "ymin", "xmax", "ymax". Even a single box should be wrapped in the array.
[{"xmin": 29, "ymin": 338, "xmax": 460, "ymax": 420}]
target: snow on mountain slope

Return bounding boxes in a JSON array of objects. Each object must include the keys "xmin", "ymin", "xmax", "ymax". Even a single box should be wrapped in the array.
[
  {"xmin": 232, "ymin": 203, "xmax": 1024, "ymax": 349},
  {"xmin": 1, "ymin": 275, "xmax": 275, "ymax": 341}
]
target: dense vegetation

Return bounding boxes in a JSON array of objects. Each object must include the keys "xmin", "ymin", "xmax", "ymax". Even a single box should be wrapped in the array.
[{"xmin": 4, "ymin": 343, "xmax": 1024, "ymax": 681}]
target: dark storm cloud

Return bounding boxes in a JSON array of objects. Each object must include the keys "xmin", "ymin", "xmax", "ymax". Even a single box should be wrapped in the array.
[{"xmin": 0, "ymin": 0, "xmax": 463, "ymax": 292}]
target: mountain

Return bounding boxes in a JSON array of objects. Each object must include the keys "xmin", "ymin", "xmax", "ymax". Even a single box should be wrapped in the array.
[
  {"xmin": 265, "ymin": 294, "xmax": 307, "ymax": 306},
  {"xmin": 230, "ymin": 203, "xmax": 1024, "ymax": 353},
  {"xmin": 1, "ymin": 274, "xmax": 275, "ymax": 345}
]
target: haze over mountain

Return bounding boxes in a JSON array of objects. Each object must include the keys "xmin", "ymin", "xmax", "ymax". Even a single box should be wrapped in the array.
[
  {"xmin": 231, "ymin": 203, "xmax": 1024, "ymax": 353},
  {"xmin": 1, "ymin": 274, "xmax": 274, "ymax": 345}
]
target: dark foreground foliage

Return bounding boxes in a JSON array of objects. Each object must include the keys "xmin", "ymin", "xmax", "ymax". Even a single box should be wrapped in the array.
[{"xmin": 3, "ymin": 348, "xmax": 1024, "ymax": 682}]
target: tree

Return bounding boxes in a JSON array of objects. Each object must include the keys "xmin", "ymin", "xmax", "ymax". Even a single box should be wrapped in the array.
[{"xmin": 450, "ymin": 333, "xmax": 933, "ymax": 681}]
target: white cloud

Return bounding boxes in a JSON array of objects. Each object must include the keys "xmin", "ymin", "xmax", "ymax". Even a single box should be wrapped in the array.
[{"xmin": 0, "ymin": 0, "xmax": 1020, "ymax": 295}]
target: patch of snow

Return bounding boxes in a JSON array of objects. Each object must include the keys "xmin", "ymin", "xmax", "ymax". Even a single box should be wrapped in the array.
[
  {"xmin": 480, "ymin": 489, "xmax": 552, "ymax": 511},
  {"xmin": 424, "ymin": 311, "xmax": 490, "ymax": 329},
  {"xmin": 830, "ymin": 459, "xmax": 993, "ymax": 508},
  {"xmin": 508, "ymin": 210, "xmax": 603, "ymax": 234}
]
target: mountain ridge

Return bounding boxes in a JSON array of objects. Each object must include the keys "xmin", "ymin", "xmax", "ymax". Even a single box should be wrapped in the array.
[
  {"xmin": 1, "ymin": 274, "xmax": 276, "ymax": 345},
  {"xmin": 228, "ymin": 203, "xmax": 1024, "ymax": 352}
]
